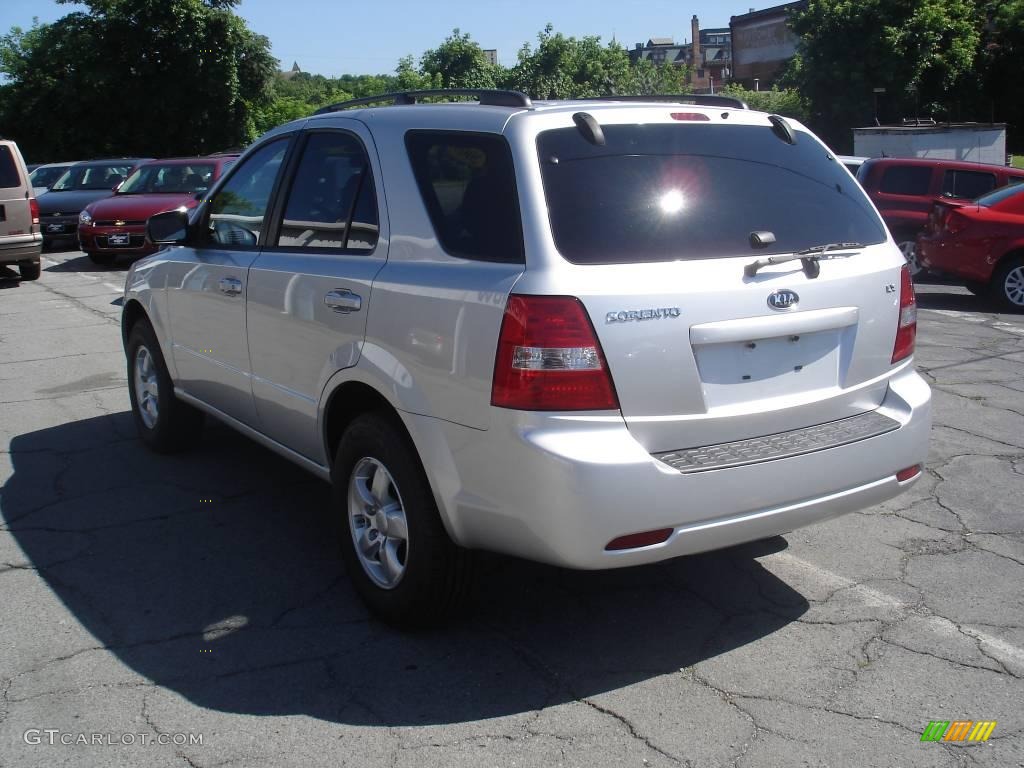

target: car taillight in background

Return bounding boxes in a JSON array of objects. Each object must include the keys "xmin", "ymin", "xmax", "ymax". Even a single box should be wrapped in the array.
[
  {"xmin": 944, "ymin": 210, "xmax": 968, "ymax": 235},
  {"xmin": 891, "ymin": 264, "xmax": 917, "ymax": 364},
  {"xmin": 29, "ymin": 197, "xmax": 39, "ymax": 226},
  {"xmin": 491, "ymin": 295, "xmax": 619, "ymax": 411}
]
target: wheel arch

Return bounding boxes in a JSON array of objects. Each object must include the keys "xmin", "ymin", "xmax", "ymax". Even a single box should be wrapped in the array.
[
  {"xmin": 120, "ymin": 298, "xmax": 148, "ymax": 348},
  {"xmin": 319, "ymin": 367, "xmax": 469, "ymax": 545}
]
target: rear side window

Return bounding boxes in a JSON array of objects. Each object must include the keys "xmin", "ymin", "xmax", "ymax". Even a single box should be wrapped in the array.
[
  {"xmin": 536, "ymin": 123, "xmax": 886, "ymax": 264},
  {"xmin": 942, "ymin": 169, "xmax": 996, "ymax": 200},
  {"xmin": 406, "ymin": 131, "xmax": 523, "ymax": 263},
  {"xmin": 879, "ymin": 165, "xmax": 932, "ymax": 196},
  {"xmin": 275, "ymin": 131, "xmax": 378, "ymax": 252},
  {"xmin": 0, "ymin": 146, "xmax": 22, "ymax": 189}
]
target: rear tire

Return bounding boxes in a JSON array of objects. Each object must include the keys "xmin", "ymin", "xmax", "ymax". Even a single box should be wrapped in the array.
[
  {"xmin": 991, "ymin": 255, "xmax": 1024, "ymax": 311},
  {"xmin": 332, "ymin": 412, "xmax": 473, "ymax": 628},
  {"xmin": 19, "ymin": 261, "xmax": 40, "ymax": 281},
  {"xmin": 126, "ymin": 318, "xmax": 204, "ymax": 452},
  {"xmin": 88, "ymin": 252, "xmax": 115, "ymax": 266}
]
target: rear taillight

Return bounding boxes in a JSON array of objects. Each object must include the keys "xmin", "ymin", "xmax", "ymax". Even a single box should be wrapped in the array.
[
  {"xmin": 670, "ymin": 112, "xmax": 711, "ymax": 121},
  {"xmin": 491, "ymin": 295, "xmax": 619, "ymax": 411},
  {"xmin": 891, "ymin": 265, "xmax": 917, "ymax": 364},
  {"xmin": 29, "ymin": 197, "xmax": 39, "ymax": 226},
  {"xmin": 945, "ymin": 211, "xmax": 968, "ymax": 235}
]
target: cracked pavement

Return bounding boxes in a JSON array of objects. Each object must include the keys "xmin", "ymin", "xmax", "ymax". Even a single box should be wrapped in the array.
[{"xmin": 1, "ymin": 250, "xmax": 1022, "ymax": 767}]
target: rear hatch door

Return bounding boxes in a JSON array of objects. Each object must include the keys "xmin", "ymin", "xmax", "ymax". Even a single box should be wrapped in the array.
[
  {"xmin": 532, "ymin": 112, "xmax": 905, "ymax": 453},
  {"xmin": 0, "ymin": 144, "xmax": 32, "ymax": 241}
]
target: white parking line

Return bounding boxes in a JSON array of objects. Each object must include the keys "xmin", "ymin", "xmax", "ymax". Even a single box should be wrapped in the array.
[
  {"xmin": 768, "ymin": 551, "xmax": 1024, "ymax": 667},
  {"xmin": 992, "ymin": 321, "xmax": 1024, "ymax": 336},
  {"xmin": 102, "ymin": 282, "xmax": 124, "ymax": 293},
  {"xmin": 928, "ymin": 309, "xmax": 987, "ymax": 323}
]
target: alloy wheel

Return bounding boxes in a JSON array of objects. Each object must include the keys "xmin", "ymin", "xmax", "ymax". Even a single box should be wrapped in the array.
[
  {"xmin": 133, "ymin": 346, "xmax": 160, "ymax": 429},
  {"xmin": 347, "ymin": 457, "xmax": 409, "ymax": 589},
  {"xmin": 1003, "ymin": 266, "xmax": 1024, "ymax": 307},
  {"xmin": 899, "ymin": 241, "xmax": 922, "ymax": 276}
]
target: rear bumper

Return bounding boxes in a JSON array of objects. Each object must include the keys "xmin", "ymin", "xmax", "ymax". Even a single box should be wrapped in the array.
[
  {"xmin": 917, "ymin": 234, "xmax": 992, "ymax": 283},
  {"xmin": 412, "ymin": 366, "xmax": 931, "ymax": 570},
  {"xmin": 0, "ymin": 236, "xmax": 42, "ymax": 266}
]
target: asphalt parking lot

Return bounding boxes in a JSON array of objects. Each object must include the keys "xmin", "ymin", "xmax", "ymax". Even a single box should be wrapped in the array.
[{"xmin": 1, "ymin": 248, "xmax": 1023, "ymax": 768}]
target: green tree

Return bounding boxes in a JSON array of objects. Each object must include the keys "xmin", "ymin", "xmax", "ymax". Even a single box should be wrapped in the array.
[
  {"xmin": 420, "ymin": 30, "xmax": 497, "ymax": 89},
  {"xmin": 971, "ymin": 1, "xmax": 1024, "ymax": 150},
  {"xmin": 719, "ymin": 85, "xmax": 810, "ymax": 123},
  {"xmin": 0, "ymin": 0, "xmax": 276, "ymax": 160},
  {"xmin": 394, "ymin": 55, "xmax": 438, "ymax": 92},
  {"xmin": 783, "ymin": 0, "xmax": 981, "ymax": 150},
  {"xmin": 501, "ymin": 25, "xmax": 689, "ymax": 99}
]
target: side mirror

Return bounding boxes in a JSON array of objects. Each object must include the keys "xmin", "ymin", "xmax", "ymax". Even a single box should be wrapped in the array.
[{"xmin": 147, "ymin": 208, "xmax": 190, "ymax": 244}]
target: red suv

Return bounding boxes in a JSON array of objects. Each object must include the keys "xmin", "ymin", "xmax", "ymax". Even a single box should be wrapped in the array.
[
  {"xmin": 856, "ymin": 157, "xmax": 1024, "ymax": 276},
  {"xmin": 917, "ymin": 183, "xmax": 1024, "ymax": 309},
  {"xmin": 78, "ymin": 155, "xmax": 237, "ymax": 265}
]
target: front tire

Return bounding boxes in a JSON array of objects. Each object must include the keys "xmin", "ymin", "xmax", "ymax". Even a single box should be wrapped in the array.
[
  {"xmin": 19, "ymin": 261, "xmax": 41, "ymax": 281},
  {"xmin": 991, "ymin": 255, "xmax": 1024, "ymax": 311},
  {"xmin": 126, "ymin": 319, "xmax": 204, "ymax": 452},
  {"xmin": 332, "ymin": 412, "xmax": 473, "ymax": 628}
]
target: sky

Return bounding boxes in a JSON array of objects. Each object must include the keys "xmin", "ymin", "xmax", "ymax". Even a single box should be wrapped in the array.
[{"xmin": 3, "ymin": 0, "xmax": 767, "ymax": 76}]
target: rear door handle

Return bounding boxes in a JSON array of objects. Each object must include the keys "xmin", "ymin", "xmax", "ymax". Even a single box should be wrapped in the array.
[
  {"xmin": 325, "ymin": 289, "xmax": 362, "ymax": 313},
  {"xmin": 218, "ymin": 277, "xmax": 242, "ymax": 296}
]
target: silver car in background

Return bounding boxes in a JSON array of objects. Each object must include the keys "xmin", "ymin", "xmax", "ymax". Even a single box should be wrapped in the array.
[{"xmin": 123, "ymin": 91, "xmax": 931, "ymax": 627}]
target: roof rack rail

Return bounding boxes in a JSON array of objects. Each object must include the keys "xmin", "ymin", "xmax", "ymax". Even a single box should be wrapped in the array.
[
  {"xmin": 576, "ymin": 94, "xmax": 749, "ymax": 110},
  {"xmin": 314, "ymin": 88, "xmax": 533, "ymax": 114}
]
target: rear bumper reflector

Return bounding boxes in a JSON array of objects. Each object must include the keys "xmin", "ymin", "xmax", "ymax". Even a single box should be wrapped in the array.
[
  {"xmin": 606, "ymin": 528, "xmax": 674, "ymax": 551},
  {"xmin": 653, "ymin": 410, "xmax": 901, "ymax": 474},
  {"xmin": 896, "ymin": 464, "xmax": 922, "ymax": 482}
]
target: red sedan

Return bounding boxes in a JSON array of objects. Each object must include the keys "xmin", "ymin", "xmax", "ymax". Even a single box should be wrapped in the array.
[
  {"xmin": 78, "ymin": 155, "xmax": 236, "ymax": 265},
  {"xmin": 917, "ymin": 183, "xmax": 1024, "ymax": 309}
]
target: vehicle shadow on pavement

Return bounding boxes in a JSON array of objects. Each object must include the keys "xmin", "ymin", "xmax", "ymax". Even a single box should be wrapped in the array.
[
  {"xmin": 914, "ymin": 289, "xmax": 991, "ymax": 313},
  {"xmin": 3, "ymin": 413, "xmax": 808, "ymax": 726},
  {"xmin": 0, "ymin": 266, "xmax": 24, "ymax": 287},
  {"xmin": 43, "ymin": 253, "xmax": 127, "ymax": 274}
]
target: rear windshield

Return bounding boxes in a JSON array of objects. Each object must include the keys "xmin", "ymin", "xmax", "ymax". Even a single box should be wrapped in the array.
[
  {"xmin": 537, "ymin": 123, "xmax": 886, "ymax": 264},
  {"xmin": 0, "ymin": 146, "xmax": 21, "ymax": 189},
  {"xmin": 974, "ymin": 181, "xmax": 1024, "ymax": 208}
]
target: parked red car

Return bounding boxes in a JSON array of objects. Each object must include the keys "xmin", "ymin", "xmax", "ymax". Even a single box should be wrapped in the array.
[
  {"xmin": 857, "ymin": 157, "xmax": 1024, "ymax": 276},
  {"xmin": 78, "ymin": 155, "xmax": 237, "ymax": 264},
  {"xmin": 917, "ymin": 183, "xmax": 1024, "ymax": 308}
]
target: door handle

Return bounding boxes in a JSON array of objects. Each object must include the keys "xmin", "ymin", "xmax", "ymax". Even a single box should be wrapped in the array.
[
  {"xmin": 325, "ymin": 289, "xmax": 362, "ymax": 313},
  {"xmin": 218, "ymin": 277, "xmax": 242, "ymax": 296}
]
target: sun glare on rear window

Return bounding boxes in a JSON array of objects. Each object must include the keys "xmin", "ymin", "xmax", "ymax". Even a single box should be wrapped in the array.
[{"xmin": 536, "ymin": 123, "xmax": 887, "ymax": 265}]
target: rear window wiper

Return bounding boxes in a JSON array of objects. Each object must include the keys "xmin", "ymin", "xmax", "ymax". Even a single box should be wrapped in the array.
[{"xmin": 744, "ymin": 242, "xmax": 863, "ymax": 279}]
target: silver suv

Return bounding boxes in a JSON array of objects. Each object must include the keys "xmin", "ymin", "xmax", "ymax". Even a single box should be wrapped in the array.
[{"xmin": 124, "ymin": 90, "xmax": 931, "ymax": 626}]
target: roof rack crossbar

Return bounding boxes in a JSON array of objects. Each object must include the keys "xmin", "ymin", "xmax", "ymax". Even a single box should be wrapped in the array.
[
  {"xmin": 314, "ymin": 88, "xmax": 533, "ymax": 114},
  {"xmin": 575, "ymin": 94, "xmax": 749, "ymax": 110}
]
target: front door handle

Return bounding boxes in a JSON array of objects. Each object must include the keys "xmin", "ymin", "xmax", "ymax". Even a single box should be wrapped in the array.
[
  {"xmin": 218, "ymin": 277, "xmax": 242, "ymax": 296},
  {"xmin": 325, "ymin": 289, "xmax": 362, "ymax": 313}
]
